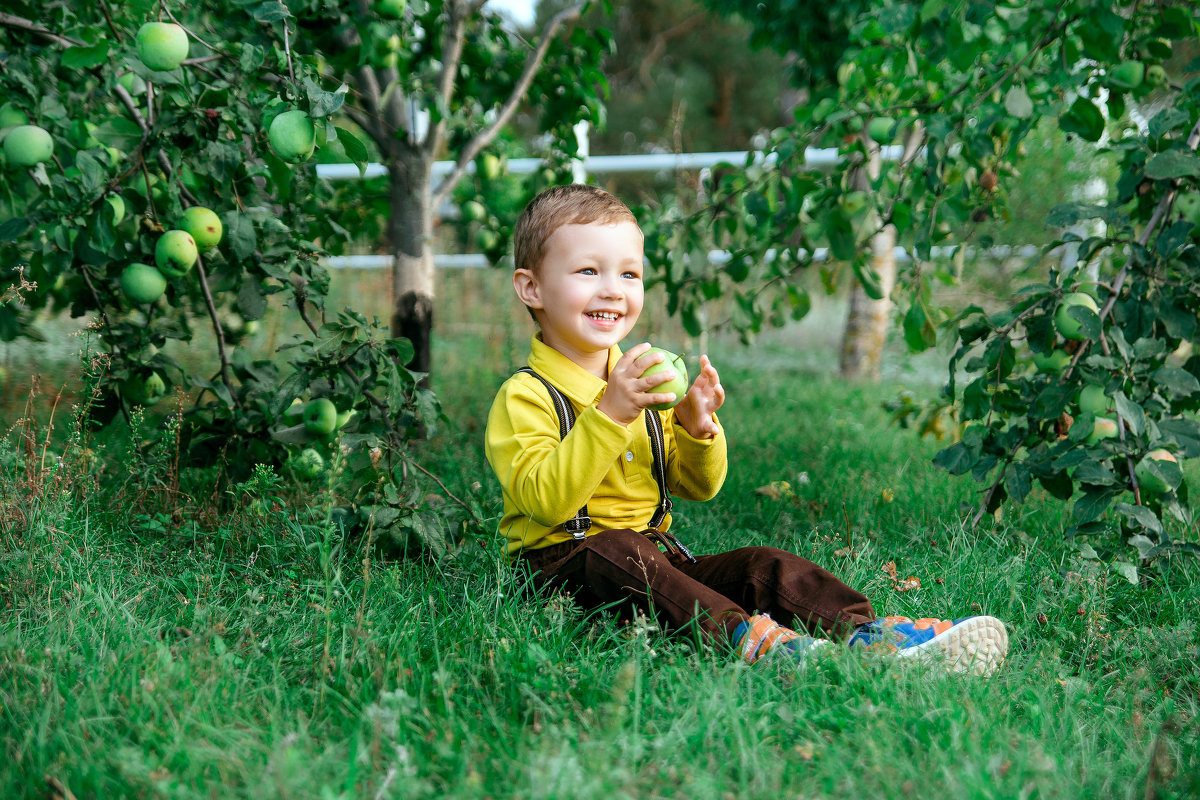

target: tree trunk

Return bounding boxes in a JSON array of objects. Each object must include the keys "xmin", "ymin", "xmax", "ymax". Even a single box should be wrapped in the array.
[
  {"xmin": 838, "ymin": 226, "xmax": 897, "ymax": 380},
  {"xmin": 387, "ymin": 155, "xmax": 436, "ymax": 377},
  {"xmin": 839, "ymin": 133, "xmax": 895, "ymax": 381}
]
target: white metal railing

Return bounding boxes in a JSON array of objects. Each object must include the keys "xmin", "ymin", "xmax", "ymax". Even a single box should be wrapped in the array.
[{"xmin": 317, "ymin": 147, "xmax": 1058, "ymax": 271}]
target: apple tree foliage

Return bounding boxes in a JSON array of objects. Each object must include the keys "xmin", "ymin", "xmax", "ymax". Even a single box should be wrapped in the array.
[
  {"xmin": 640, "ymin": 0, "xmax": 1200, "ymax": 567},
  {"xmin": 0, "ymin": 0, "xmax": 483, "ymax": 553}
]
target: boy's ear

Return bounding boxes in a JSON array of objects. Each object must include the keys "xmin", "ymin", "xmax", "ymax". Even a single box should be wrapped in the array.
[{"xmin": 513, "ymin": 268, "xmax": 543, "ymax": 310}]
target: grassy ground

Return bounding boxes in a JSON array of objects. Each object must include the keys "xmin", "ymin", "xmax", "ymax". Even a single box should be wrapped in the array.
[{"xmin": 2, "ymin": 317, "xmax": 1199, "ymax": 799}]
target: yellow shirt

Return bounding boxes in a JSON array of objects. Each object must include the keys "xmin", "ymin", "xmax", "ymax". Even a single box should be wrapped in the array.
[{"xmin": 485, "ymin": 336, "xmax": 728, "ymax": 556}]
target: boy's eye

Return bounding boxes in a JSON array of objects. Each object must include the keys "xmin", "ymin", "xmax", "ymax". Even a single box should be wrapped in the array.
[
  {"xmin": 622, "ymin": 271, "xmax": 640, "ymax": 279},
  {"xmin": 579, "ymin": 267, "xmax": 597, "ymax": 275}
]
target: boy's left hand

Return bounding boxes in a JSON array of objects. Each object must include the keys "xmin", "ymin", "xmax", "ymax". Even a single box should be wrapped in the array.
[{"xmin": 672, "ymin": 354, "xmax": 724, "ymax": 439}]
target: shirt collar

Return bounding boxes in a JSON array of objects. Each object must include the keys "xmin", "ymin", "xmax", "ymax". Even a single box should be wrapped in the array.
[{"xmin": 528, "ymin": 334, "xmax": 622, "ymax": 407}]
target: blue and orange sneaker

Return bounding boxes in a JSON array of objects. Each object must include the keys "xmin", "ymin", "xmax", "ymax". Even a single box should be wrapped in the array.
[
  {"xmin": 847, "ymin": 615, "xmax": 1008, "ymax": 675},
  {"xmin": 733, "ymin": 614, "xmax": 829, "ymax": 665}
]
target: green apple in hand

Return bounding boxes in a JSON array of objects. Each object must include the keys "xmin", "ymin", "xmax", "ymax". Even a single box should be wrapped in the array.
[{"xmin": 640, "ymin": 347, "xmax": 689, "ymax": 411}]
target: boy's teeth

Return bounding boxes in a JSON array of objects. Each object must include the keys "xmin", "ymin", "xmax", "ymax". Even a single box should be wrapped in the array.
[{"xmin": 589, "ymin": 312, "xmax": 618, "ymax": 320}]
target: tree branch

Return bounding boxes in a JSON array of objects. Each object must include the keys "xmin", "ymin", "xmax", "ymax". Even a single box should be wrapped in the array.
[
  {"xmin": 431, "ymin": 3, "xmax": 584, "ymax": 208},
  {"xmin": 194, "ymin": 252, "xmax": 242, "ymax": 410},
  {"xmin": 425, "ymin": 0, "xmax": 471, "ymax": 154},
  {"xmin": 0, "ymin": 12, "xmax": 84, "ymax": 47}
]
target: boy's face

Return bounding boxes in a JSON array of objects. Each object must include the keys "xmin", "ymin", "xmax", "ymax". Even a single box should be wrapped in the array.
[{"xmin": 514, "ymin": 220, "xmax": 645, "ymax": 369}]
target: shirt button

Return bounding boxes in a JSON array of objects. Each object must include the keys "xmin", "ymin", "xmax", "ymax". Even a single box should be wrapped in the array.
[{"xmin": 625, "ymin": 451, "xmax": 634, "ymax": 462}]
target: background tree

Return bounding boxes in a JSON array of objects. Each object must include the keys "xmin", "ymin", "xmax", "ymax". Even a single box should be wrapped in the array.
[
  {"xmin": 284, "ymin": 0, "xmax": 608, "ymax": 375},
  {"xmin": 639, "ymin": 0, "xmax": 1200, "ymax": 566}
]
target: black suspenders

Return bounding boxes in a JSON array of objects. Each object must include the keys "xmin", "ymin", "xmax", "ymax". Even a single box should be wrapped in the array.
[{"xmin": 516, "ymin": 367, "xmax": 695, "ymax": 562}]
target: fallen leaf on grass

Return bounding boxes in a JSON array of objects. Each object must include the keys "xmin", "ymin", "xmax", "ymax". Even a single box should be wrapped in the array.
[{"xmin": 754, "ymin": 480, "xmax": 793, "ymax": 500}]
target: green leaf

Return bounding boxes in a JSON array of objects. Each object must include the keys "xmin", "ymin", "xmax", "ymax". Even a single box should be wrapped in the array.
[
  {"xmin": 1157, "ymin": 220, "xmax": 1193, "ymax": 257},
  {"xmin": 251, "ymin": 1, "xmax": 292, "ymax": 22},
  {"xmin": 334, "ymin": 127, "xmax": 369, "ymax": 177},
  {"xmin": 826, "ymin": 208, "xmax": 857, "ymax": 262},
  {"xmin": 62, "ymin": 41, "xmax": 110, "ymax": 69},
  {"xmin": 1059, "ymin": 97, "xmax": 1106, "ymax": 143},
  {"xmin": 1152, "ymin": 365, "xmax": 1200, "ymax": 399},
  {"xmin": 90, "ymin": 117, "xmax": 143, "ymax": 152},
  {"xmin": 932, "ymin": 441, "xmax": 975, "ymax": 475},
  {"xmin": 0, "ymin": 218, "xmax": 31, "ymax": 242},
  {"xmin": 1073, "ymin": 486, "xmax": 1116, "ymax": 522},
  {"xmin": 307, "ymin": 81, "xmax": 348, "ymax": 118},
  {"xmin": 1158, "ymin": 417, "xmax": 1200, "ymax": 458},
  {"xmin": 1046, "ymin": 202, "xmax": 1122, "ymax": 228},
  {"xmin": 1113, "ymin": 392, "xmax": 1147, "ymax": 437},
  {"xmin": 1004, "ymin": 86, "xmax": 1033, "ymax": 119},
  {"xmin": 1114, "ymin": 502, "xmax": 1164, "ymax": 537},
  {"xmin": 903, "ymin": 301, "xmax": 936, "ymax": 352},
  {"xmin": 236, "ymin": 280, "xmax": 268, "ymax": 321},
  {"xmin": 1111, "ymin": 561, "xmax": 1138, "ymax": 585},
  {"xmin": 1144, "ymin": 150, "xmax": 1200, "ymax": 180},
  {"xmin": 852, "ymin": 257, "xmax": 886, "ymax": 300},
  {"xmin": 225, "ymin": 213, "xmax": 257, "ymax": 262}
]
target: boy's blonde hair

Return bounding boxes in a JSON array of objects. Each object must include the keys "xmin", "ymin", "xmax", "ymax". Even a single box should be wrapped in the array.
[{"xmin": 513, "ymin": 184, "xmax": 639, "ymax": 275}]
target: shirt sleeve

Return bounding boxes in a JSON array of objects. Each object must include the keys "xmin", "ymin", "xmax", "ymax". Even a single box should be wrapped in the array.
[
  {"xmin": 485, "ymin": 376, "xmax": 636, "ymax": 528},
  {"xmin": 665, "ymin": 412, "xmax": 727, "ymax": 502}
]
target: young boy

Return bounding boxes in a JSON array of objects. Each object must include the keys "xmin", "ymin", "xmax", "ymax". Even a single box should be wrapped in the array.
[{"xmin": 484, "ymin": 184, "xmax": 1008, "ymax": 675}]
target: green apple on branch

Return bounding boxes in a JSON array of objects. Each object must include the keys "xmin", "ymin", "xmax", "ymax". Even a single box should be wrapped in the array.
[
  {"xmin": 1054, "ymin": 292, "xmax": 1100, "ymax": 341},
  {"xmin": 303, "ymin": 398, "xmax": 339, "ymax": 436},
  {"xmin": 1076, "ymin": 384, "xmax": 1109, "ymax": 415},
  {"xmin": 268, "ymin": 110, "xmax": 317, "ymax": 163},
  {"xmin": 155, "ymin": 230, "xmax": 199, "ymax": 277},
  {"xmin": 181, "ymin": 206, "xmax": 223, "ymax": 250},
  {"xmin": 1135, "ymin": 449, "xmax": 1180, "ymax": 494},
  {"xmin": 3, "ymin": 125, "xmax": 54, "ymax": 167},
  {"xmin": 290, "ymin": 447, "xmax": 326, "ymax": 480},
  {"xmin": 120, "ymin": 263, "xmax": 167, "ymax": 305},
  {"xmin": 1032, "ymin": 348, "xmax": 1071, "ymax": 373},
  {"xmin": 1086, "ymin": 417, "xmax": 1119, "ymax": 445},
  {"xmin": 136, "ymin": 22, "xmax": 190, "ymax": 71}
]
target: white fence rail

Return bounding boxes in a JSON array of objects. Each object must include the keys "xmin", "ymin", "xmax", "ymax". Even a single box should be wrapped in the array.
[{"xmin": 317, "ymin": 147, "xmax": 1055, "ymax": 271}]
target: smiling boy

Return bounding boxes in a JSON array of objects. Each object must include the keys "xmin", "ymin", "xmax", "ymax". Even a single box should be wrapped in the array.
[{"xmin": 484, "ymin": 184, "xmax": 1008, "ymax": 674}]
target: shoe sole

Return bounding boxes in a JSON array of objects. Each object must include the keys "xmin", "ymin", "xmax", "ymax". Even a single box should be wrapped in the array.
[{"xmin": 893, "ymin": 616, "xmax": 1009, "ymax": 676}]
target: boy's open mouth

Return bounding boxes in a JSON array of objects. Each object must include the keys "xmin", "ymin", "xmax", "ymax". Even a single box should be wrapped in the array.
[{"xmin": 586, "ymin": 311, "xmax": 620, "ymax": 322}]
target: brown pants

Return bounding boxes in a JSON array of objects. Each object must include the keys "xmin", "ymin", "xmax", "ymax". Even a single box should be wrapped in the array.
[{"xmin": 517, "ymin": 528, "xmax": 875, "ymax": 645}]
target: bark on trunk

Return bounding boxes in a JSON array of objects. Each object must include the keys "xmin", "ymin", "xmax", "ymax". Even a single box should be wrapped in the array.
[
  {"xmin": 387, "ymin": 157, "xmax": 436, "ymax": 377},
  {"xmin": 838, "ymin": 226, "xmax": 897, "ymax": 380},
  {"xmin": 838, "ymin": 133, "xmax": 894, "ymax": 381}
]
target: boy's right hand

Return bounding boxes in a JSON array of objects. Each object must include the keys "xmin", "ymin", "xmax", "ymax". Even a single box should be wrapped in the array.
[{"xmin": 596, "ymin": 342, "xmax": 679, "ymax": 426}]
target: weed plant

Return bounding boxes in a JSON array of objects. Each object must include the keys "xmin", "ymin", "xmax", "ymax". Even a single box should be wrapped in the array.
[{"xmin": 1, "ymin": 332, "xmax": 1197, "ymax": 799}]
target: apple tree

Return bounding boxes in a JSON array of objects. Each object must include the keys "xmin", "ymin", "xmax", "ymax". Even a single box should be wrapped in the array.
[
  {"xmin": 277, "ymin": 0, "xmax": 608, "ymax": 375},
  {"xmin": 638, "ymin": 0, "xmax": 1200, "ymax": 566},
  {"xmin": 0, "ymin": 1, "xmax": 465, "ymax": 553}
]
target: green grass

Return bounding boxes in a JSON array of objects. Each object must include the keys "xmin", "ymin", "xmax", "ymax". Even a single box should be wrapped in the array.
[{"xmin": 2, "ymin": 329, "xmax": 1199, "ymax": 799}]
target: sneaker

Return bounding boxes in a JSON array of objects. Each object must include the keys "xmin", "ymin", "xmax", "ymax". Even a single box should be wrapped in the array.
[
  {"xmin": 733, "ymin": 614, "xmax": 830, "ymax": 665},
  {"xmin": 847, "ymin": 615, "xmax": 1008, "ymax": 676}
]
